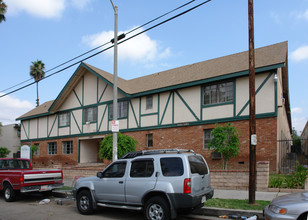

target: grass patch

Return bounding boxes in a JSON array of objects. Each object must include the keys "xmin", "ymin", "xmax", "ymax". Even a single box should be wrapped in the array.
[
  {"xmin": 204, "ymin": 198, "xmax": 270, "ymax": 211},
  {"xmin": 56, "ymin": 186, "xmax": 73, "ymax": 191}
]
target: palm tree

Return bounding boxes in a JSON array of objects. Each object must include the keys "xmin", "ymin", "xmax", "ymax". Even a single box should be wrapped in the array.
[
  {"xmin": 0, "ymin": 0, "xmax": 7, "ymax": 23},
  {"xmin": 30, "ymin": 60, "xmax": 45, "ymax": 107}
]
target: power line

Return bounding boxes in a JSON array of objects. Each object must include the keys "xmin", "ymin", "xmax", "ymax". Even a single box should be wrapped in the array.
[
  {"xmin": 0, "ymin": 0, "xmax": 212, "ymax": 99},
  {"xmin": 1, "ymin": 0, "xmax": 198, "ymax": 94}
]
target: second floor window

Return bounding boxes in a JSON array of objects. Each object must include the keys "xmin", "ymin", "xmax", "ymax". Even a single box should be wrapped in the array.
[
  {"xmin": 146, "ymin": 95, "xmax": 153, "ymax": 110},
  {"xmin": 109, "ymin": 101, "xmax": 128, "ymax": 119},
  {"xmin": 83, "ymin": 107, "xmax": 97, "ymax": 123},
  {"xmin": 59, "ymin": 112, "xmax": 70, "ymax": 127},
  {"xmin": 203, "ymin": 81, "xmax": 234, "ymax": 105}
]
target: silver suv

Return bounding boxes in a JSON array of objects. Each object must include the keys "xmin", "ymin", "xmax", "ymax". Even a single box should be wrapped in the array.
[{"xmin": 73, "ymin": 149, "xmax": 214, "ymax": 220}]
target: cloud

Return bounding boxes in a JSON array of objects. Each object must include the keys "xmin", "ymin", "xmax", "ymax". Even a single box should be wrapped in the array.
[
  {"xmin": 291, "ymin": 107, "xmax": 303, "ymax": 114},
  {"xmin": 290, "ymin": 45, "xmax": 308, "ymax": 62},
  {"xmin": 70, "ymin": 0, "xmax": 92, "ymax": 10},
  {"xmin": 292, "ymin": 117, "xmax": 307, "ymax": 134},
  {"xmin": 6, "ymin": 0, "xmax": 65, "ymax": 19},
  {"xmin": 82, "ymin": 27, "xmax": 171, "ymax": 63},
  {"xmin": 297, "ymin": 9, "xmax": 308, "ymax": 21},
  {"xmin": 0, "ymin": 93, "xmax": 34, "ymax": 125}
]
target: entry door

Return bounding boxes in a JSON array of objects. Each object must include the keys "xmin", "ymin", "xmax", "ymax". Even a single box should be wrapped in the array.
[{"xmin": 94, "ymin": 162, "xmax": 127, "ymax": 202}]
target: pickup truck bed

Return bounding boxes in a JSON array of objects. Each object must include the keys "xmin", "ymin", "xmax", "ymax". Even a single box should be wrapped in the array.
[{"xmin": 0, "ymin": 158, "xmax": 63, "ymax": 201}]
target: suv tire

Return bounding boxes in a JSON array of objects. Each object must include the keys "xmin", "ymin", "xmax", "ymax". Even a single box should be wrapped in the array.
[
  {"xmin": 144, "ymin": 196, "xmax": 170, "ymax": 220},
  {"xmin": 4, "ymin": 184, "xmax": 16, "ymax": 202},
  {"xmin": 76, "ymin": 190, "xmax": 94, "ymax": 215}
]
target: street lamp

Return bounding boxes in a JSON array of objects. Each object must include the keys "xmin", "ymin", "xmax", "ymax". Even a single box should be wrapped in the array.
[{"xmin": 110, "ymin": 0, "xmax": 118, "ymax": 162}]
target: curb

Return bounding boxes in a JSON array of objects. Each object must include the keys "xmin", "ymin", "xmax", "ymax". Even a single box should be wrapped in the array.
[{"xmin": 193, "ymin": 207, "xmax": 264, "ymax": 220}]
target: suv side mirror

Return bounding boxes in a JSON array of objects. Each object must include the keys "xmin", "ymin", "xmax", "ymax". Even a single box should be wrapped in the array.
[{"xmin": 97, "ymin": 171, "xmax": 103, "ymax": 178}]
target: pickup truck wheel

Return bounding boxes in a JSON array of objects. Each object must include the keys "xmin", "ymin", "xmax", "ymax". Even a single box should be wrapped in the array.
[
  {"xmin": 76, "ymin": 190, "xmax": 94, "ymax": 215},
  {"xmin": 144, "ymin": 196, "xmax": 170, "ymax": 220},
  {"xmin": 4, "ymin": 184, "xmax": 16, "ymax": 202}
]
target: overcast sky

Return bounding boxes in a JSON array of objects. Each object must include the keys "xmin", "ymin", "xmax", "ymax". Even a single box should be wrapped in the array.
[{"xmin": 0, "ymin": 0, "xmax": 307, "ymax": 134}]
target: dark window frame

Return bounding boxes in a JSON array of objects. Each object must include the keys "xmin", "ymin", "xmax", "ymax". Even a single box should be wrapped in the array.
[
  {"xmin": 146, "ymin": 133, "xmax": 153, "ymax": 148},
  {"xmin": 48, "ymin": 142, "xmax": 57, "ymax": 155},
  {"xmin": 62, "ymin": 141, "xmax": 73, "ymax": 154},
  {"xmin": 203, "ymin": 80, "xmax": 234, "ymax": 106},
  {"xmin": 83, "ymin": 106, "xmax": 97, "ymax": 124},
  {"xmin": 58, "ymin": 112, "xmax": 70, "ymax": 127}
]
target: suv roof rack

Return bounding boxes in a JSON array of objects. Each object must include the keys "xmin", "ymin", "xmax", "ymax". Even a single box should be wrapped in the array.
[{"xmin": 120, "ymin": 149, "xmax": 195, "ymax": 159}]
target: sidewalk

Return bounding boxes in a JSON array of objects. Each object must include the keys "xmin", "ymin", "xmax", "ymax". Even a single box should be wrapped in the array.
[{"xmin": 213, "ymin": 189, "xmax": 289, "ymax": 201}]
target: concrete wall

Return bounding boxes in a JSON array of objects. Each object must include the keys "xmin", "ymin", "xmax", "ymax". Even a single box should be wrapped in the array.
[
  {"xmin": 210, "ymin": 161, "xmax": 269, "ymax": 191},
  {"xmin": 0, "ymin": 124, "xmax": 20, "ymax": 157}
]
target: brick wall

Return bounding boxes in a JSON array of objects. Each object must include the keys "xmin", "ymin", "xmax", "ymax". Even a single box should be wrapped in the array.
[
  {"xmin": 210, "ymin": 161, "xmax": 269, "ymax": 191},
  {"xmin": 24, "ymin": 137, "xmax": 79, "ymax": 168},
  {"xmin": 127, "ymin": 117, "xmax": 278, "ymax": 172}
]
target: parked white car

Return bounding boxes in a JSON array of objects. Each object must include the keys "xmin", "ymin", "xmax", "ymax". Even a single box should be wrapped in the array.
[{"xmin": 263, "ymin": 191, "xmax": 308, "ymax": 220}]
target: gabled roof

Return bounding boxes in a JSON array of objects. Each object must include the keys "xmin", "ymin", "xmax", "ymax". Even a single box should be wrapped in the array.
[{"xmin": 17, "ymin": 41, "xmax": 289, "ymax": 121}]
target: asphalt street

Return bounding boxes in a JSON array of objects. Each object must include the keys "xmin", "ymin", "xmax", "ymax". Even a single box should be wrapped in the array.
[{"xmin": 0, "ymin": 192, "xmax": 222, "ymax": 220}]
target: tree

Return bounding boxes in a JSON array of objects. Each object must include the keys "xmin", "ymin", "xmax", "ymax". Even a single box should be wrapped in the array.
[
  {"xmin": 292, "ymin": 128, "xmax": 302, "ymax": 154},
  {"xmin": 30, "ymin": 60, "xmax": 45, "ymax": 107},
  {"xmin": 0, "ymin": 147, "xmax": 10, "ymax": 158},
  {"xmin": 99, "ymin": 133, "xmax": 137, "ymax": 160},
  {"xmin": 0, "ymin": 0, "xmax": 7, "ymax": 23},
  {"xmin": 208, "ymin": 123, "xmax": 240, "ymax": 170}
]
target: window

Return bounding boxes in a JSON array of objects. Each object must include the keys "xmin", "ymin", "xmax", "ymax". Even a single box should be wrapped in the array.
[
  {"xmin": 62, "ymin": 141, "xmax": 73, "ymax": 154},
  {"xmin": 59, "ymin": 112, "xmax": 70, "ymax": 127},
  {"xmin": 160, "ymin": 157, "xmax": 184, "ymax": 176},
  {"xmin": 130, "ymin": 160, "xmax": 154, "ymax": 178},
  {"xmin": 203, "ymin": 81, "xmax": 234, "ymax": 105},
  {"xmin": 146, "ymin": 95, "xmax": 153, "ymax": 110},
  {"xmin": 146, "ymin": 134, "xmax": 153, "ymax": 148},
  {"xmin": 48, "ymin": 142, "xmax": 57, "ymax": 155},
  {"xmin": 33, "ymin": 143, "xmax": 40, "ymax": 156},
  {"xmin": 188, "ymin": 155, "xmax": 208, "ymax": 175},
  {"xmin": 109, "ymin": 101, "xmax": 128, "ymax": 119},
  {"xmin": 103, "ymin": 162, "xmax": 127, "ymax": 178},
  {"xmin": 203, "ymin": 129, "xmax": 213, "ymax": 149},
  {"xmin": 83, "ymin": 106, "xmax": 97, "ymax": 123}
]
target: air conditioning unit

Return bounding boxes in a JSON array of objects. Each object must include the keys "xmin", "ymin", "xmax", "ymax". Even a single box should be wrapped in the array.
[{"xmin": 211, "ymin": 152, "xmax": 222, "ymax": 160}]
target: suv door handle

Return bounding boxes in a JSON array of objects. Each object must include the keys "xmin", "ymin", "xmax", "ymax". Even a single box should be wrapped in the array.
[{"xmin": 119, "ymin": 181, "xmax": 124, "ymax": 184}]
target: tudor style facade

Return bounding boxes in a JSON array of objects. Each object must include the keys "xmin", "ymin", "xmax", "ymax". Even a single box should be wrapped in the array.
[{"xmin": 17, "ymin": 42, "xmax": 292, "ymax": 172}]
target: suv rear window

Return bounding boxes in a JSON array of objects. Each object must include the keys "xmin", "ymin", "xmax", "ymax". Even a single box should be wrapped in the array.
[
  {"xmin": 188, "ymin": 155, "xmax": 208, "ymax": 175},
  {"xmin": 160, "ymin": 157, "xmax": 184, "ymax": 176}
]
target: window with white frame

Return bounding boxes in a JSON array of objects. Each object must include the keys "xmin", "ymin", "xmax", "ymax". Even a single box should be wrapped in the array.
[
  {"xmin": 62, "ymin": 141, "xmax": 73, "ymax": 154},
  {"xmin": 48, "ymin": 142, "xmax": 57, "ymax": 155},
  {"xmin": 109, "ymin": 101, "xmax": 128, "ymax": 119},
  {"xmin": 146, "ymin": 134, "xmax": 153, "ymax": 148},
  {"xmin": 146, "ymin": 95, "xmax": 153, "ymax": 110},
  {"xmin": 203, "ymin": 81, "xmax": 234, "ymax": 105},
  {"xmin": 83, "ymin": 106, "xmax": 97, "ymax": 123},
  {"xmin": 203, "ymin": 129, "xmax": 213, "ymax": 149},
  {"xmin": 59, "ymin": 112, "xmax": 70, "ymax": 127}
]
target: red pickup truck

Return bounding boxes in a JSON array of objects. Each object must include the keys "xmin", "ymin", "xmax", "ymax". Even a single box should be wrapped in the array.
[{"xmin": 0, "ymin": 158, "xmax": 63, "ymax": 202}]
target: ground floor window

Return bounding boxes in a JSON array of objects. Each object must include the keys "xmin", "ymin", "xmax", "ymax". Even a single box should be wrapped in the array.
[
  {"xmin": 146, "ymin": 134, "xmax": 153, "ymax": 148},
  {"xmin": 33, "ymin": 143, "xmax": 40, "ymax": 156},
  {"xmin": 62, "ymin": 141, "xmax": 73, "ymax": 154},
  {"xmin": 203, "ymin": 129, "xmax": 213, "ymax": 149},
  {"xmin": 48, "ymin": 142, "xmax": 57, "ymax": 155}
]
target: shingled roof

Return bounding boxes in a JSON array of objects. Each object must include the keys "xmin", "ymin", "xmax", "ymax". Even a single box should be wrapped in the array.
[{"xmin": 17, "ymin": 41, "xmax": 289, "ymax": 121}]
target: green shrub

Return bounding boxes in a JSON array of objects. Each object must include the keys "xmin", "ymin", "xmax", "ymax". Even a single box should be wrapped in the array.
[
  {"xmin": 0, "ymin": 147, "xmax": 10, "ymax": 158},
  {"xmin": 99, "ymin": 133, "xmax": 138, "ymax": 160},
  {"xmin": 269, "ymin": 176, "xmax": 283, "ymax": 188}
]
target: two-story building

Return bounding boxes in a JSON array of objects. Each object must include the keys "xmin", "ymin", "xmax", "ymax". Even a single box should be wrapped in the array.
[{"xmin": 17, "ymin": 41, "xmax": 292, "ymax": 172}]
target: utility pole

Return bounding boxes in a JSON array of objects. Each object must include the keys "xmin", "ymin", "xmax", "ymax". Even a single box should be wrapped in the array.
[
  {"xmin": 110, "ymin": 0, "xmax": 118, "ymax": 162},
  {"xmin": 248, "ymin": 0, "xmax": 256, "ymax": 204}
]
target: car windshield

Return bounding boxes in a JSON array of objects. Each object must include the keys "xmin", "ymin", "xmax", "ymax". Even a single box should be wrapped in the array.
[
  {"xmin": 0, "ymin": 159, "xmax": 31, "ymax": 169},
  {"xmin": 188, "ymin": 155, "xmax": 208, "ymax": 175}
]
